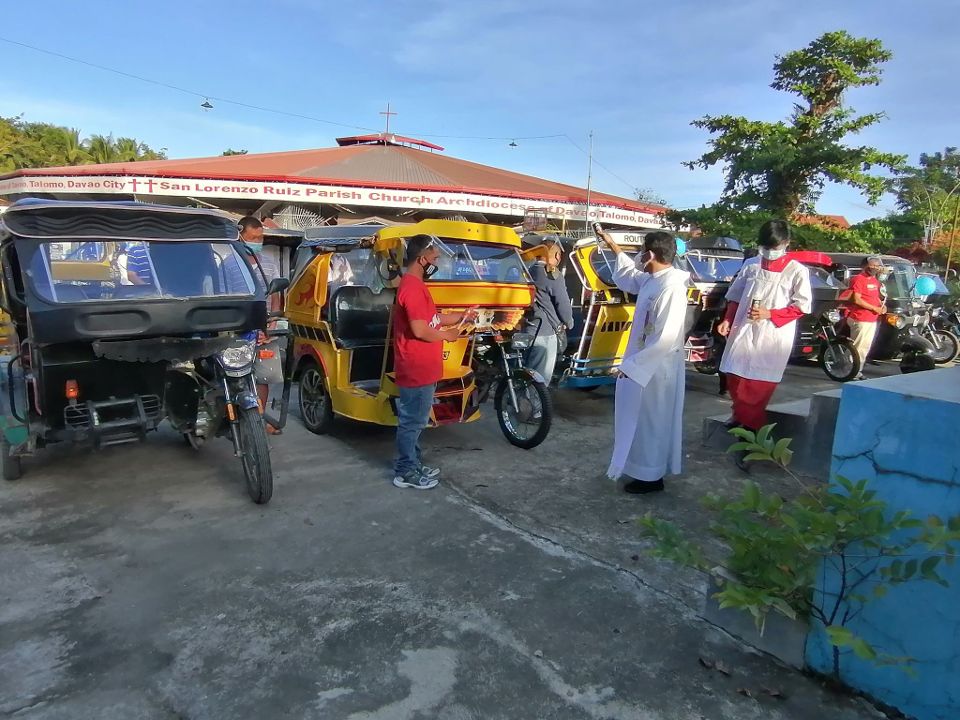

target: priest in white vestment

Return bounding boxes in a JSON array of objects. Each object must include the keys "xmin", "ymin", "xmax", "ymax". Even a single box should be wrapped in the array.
[{"xmin": 598, "ymin": 229, "xmax": 691, "ymax": 495}]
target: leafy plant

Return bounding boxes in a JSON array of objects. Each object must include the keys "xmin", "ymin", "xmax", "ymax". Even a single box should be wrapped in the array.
[
  {"xmin": 684, "ymin": 30, "xmax": 905, "ymax": 217},
  {"xmin": 640, "ymin": 424, "xmax": 960, "ymax": 679}
]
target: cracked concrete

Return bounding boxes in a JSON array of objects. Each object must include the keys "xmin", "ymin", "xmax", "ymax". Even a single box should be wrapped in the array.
[{"xmin": 0, "ymin": 361, "xmax": 902, "ymax": 719}]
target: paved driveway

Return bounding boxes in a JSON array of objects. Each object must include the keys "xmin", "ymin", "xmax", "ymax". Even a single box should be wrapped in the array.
[{"xmin": 1, "ymin": 360, "xmax": 897, "ymax": 719}]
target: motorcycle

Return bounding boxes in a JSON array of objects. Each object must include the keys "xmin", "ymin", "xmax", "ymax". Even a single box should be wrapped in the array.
[
  {"xmin": 472, "ymin": 325, "xmax": 553, "ymax": 449},
  {"xmin": 162, "ymin": 326, "xmax": 289, "ymax": 504},
  {"xmin": 814, "ymin": 308, "xmax": 861, "ymax": 382}
]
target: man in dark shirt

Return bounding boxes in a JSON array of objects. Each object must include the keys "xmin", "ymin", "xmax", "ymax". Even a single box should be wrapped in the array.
[{"xmin": 526, "ymin": 237, "xmax": 574, "ymax": 382}]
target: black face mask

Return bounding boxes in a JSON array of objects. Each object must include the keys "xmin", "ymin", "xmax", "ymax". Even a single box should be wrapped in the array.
[{"xmin": 420, "ymin": 259, "xmax": 438, "ymax": 280}]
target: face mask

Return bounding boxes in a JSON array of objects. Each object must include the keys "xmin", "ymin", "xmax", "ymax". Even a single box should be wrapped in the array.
[
  {"xmin": 878, "ymin": 271, "xmax": 891, "ymax": 282},
  {"xmin": 420, "ymin": 258, "xmax": 438, "ymax": 280},
  {"xmin": 759, "ymin": 246, "xmax": 787, "ymax": 261},
  {"xmin": 635, "ymin": 251, "xmax": 653, "ymax": 270},
  {"xmin": 245, "ymin": 242, "xmax": 263, "ymax": 255}
]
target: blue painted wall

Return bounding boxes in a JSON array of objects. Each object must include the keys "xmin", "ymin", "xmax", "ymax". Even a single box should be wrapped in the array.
[{"xmin": 806, "ymin": 368, "xmax": 960, "ymax": 720}]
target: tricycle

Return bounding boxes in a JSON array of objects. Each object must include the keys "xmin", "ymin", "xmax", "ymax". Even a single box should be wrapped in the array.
[
  {"xmin": 676, "ymin": 236, "xmax": 745, "ymax": 375},
  {"xmin": 286, "ymin": 219, "xmax": 552, "ymax": 448},
  {"xmin": 0, "ymin": 200, "xmax": 291, "ymax": 502}
]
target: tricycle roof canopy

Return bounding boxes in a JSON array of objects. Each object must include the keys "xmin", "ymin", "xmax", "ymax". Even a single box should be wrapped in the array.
[
  {"xmin": 302, "ymin": 225, "xmax": 385, "ymax": 247},
  {"xmin": 2, "ymin": 199, "xmax": 238, "ymax": 241},
  {"xmin": 375, "ymin": 219, "xmax": 522, "ymax": 247}
]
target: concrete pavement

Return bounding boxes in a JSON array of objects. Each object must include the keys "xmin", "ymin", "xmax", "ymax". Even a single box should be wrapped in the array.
[{"xmin": 0, "ymin": 360, "xmax": 898, "ymax": 719}]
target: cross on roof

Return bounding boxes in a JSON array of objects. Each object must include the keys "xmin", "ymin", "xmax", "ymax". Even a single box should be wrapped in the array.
[{"xmin": 379, "ymin": 103, "xmax": 397, "ymax": 135}]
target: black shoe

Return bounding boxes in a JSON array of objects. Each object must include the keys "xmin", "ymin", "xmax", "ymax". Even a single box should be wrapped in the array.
[
  {"xmin": 732, "ymin": 450, "xmax": 751, "ymax": 473},
  {"xmin": 624, "ymin": 478, "xmax": 665, "ymax": 494}
]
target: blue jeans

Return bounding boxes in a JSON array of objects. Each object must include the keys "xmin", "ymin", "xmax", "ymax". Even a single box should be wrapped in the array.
[
  {"xmin": 525, "ymin": 323, "xmax": 559, "ymax": 382},
  {"xmin": 394, "ymin": 383, "xmax": 435, "ymax": 476}
]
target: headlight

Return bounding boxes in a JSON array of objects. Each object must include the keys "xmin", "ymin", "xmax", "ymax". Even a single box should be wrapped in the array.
[
  {"xmin": 885, "ymin": 313, "xmax": 906, "ymax": 329},
  {"xmin": 511, "ymin": 332, "xmax": 534, "ymax": 349},
  {"xmin": 825, "ymin": 309, "xmax": 841, "ymax": 324},
  {"xmin": 218, "ymin": 342, "xmax": 256, "ymax": 374}
]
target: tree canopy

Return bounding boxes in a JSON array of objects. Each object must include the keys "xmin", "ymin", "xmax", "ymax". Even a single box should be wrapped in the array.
[
  {"xmin": 896, "ymin": 148, "xmax": 960, "ymax": 246},
  {"xmin": 685, "ymin": 30, "xmax": 905, "ymax": 217},
  {"xmin": 0, "ymin": 116, "xmax": 165, "ymax": 173}
]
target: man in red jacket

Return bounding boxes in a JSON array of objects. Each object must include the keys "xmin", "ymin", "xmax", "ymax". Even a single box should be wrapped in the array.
[
  {"xmin": 392, "ymin": 235, "xmax": 476, "ymax": 489},
  {"xmin": 846, "ymin": 256, "xmax": 887, "ymax": 379}
]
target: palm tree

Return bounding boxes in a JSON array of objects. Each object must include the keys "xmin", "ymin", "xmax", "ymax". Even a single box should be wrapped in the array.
[
  {"xmin": 61, "ymin": 128, "xmax": 90, "ymax": 165},
  {"xmin": 86, "ymin": 134, "xmax": 118, "ymax": 164},
  {"xmin": 114, "ymin": 137, "xmax": 141, "ymax": 162}
]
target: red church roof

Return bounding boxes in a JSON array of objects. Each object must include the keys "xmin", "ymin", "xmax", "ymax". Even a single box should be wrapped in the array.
[
  {"xmin": 794, "ymin": 214, "xmax": 851, "ymax": 230},
  {"xmin": 6, "ymin": 141, "xmax": 663, "ymax": 214}
]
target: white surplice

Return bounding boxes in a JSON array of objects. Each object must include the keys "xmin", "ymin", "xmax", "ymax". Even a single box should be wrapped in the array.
[
  {"xmin": 719, "ymin": 257, "xmax": 812, "ymax": 383},
  {"xmin": 607, "ymin": 254, "xmax": 691, "ymax": 481}
]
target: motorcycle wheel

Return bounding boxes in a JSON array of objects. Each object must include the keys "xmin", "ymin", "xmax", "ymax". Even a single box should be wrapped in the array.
[
  {"xmin": 237, "ymin": 406, "xmax": 273, "ymax": 504},
  {"xmin": 1, "ymin": 437, "xmax": 22, "ymax": 482},
  {"xmin": 298, "ymin": 361, "xmax": 335, "ymax": 434},
  {"xmin": 928, "ymin": 329, "xmax": 959, "ymax": 365},
  {"xmin": 494, "ymin": 371, "xmax": 552, "ymax": 449},
  {"xmin": 818, "ymin": 339, "xmax": 861, "ymax": 382}
]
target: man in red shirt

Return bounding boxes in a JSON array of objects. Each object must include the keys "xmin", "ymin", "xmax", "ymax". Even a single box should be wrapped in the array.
[
  {"xmin": 392, "ymin": 235, "xmax": 476, "ymax": 489},
  {"xmin": 847, "ymin": 255, "xmax": 887, "ymax": 379}
]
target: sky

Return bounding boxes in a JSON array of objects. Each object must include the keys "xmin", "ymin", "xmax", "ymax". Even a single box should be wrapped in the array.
[{"xmin": 1, "ymin": 0, "xmax": 958, "ymax": 222}]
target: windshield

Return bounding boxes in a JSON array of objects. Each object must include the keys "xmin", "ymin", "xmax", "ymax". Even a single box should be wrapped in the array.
[
  {"xmin": 806, "ymin": 265, "xmax": 841, "ymax": 289},
  {"xmin": 681, "ymin": 250, "xmax": 744, "ymax": 282},
  {"xmin": 589, "ymin": 245, "xmax": 640, "ymax": 286},
  {"xmin": 27, "ymin": 240, "xmax": 257, "ymax": 303},
  {"xmin": 430, "ymin": 239, "xmax": 530, "ymax": 283},
  {"xmin": 919, "ymin": 272, "xmax": 950, "ymax": 295},
  {"xmin": 884, "ymin": 261, "xmax": 917, "ymax": 299}
]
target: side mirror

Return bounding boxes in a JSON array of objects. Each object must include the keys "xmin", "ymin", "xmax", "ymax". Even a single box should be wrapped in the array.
[{"xmin": 267, "ymin": 277, "xmax": 290, "ymax": 295}]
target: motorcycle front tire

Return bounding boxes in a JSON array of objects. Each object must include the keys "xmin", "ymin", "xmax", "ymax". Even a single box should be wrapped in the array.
[
  {"xmin": 929, "ymin": 329, "xmax": 960, "ymax": 365},
  {"xmin": 494, "ymin": 371, "xmax": 552, "ymax": 450},
  {"xmin": 237, "ymin": 406, "xmax": 273, "ymax": 504},
  {"xmin": 818, "ymin": 338, "xmax": 861, "ymax": 382}
]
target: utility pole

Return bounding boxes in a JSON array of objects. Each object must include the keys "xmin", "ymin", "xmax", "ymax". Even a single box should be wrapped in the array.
[
  {"xmin": 584, "ymin": 131, "xmax": 594, "ymax": 235},
  {"xmin": 946, "ymin": 199, "xmax": 960, "ymax": 275}
]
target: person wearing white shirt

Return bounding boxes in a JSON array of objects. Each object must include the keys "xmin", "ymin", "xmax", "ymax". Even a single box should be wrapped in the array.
[{"xmin": 598, "ymin": 229, "xmax": 691, "ymax": 495}]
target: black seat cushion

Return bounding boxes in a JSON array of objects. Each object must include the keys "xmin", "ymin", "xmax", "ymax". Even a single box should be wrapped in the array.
[{"xmin": 329, "ymin": 286, "xmax": 395, "ymax": 349}]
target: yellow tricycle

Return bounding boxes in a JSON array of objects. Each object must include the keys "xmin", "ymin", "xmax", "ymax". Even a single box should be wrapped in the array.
[
  {"xmin": 545, "ymin": 234, "xmax": 646, "ymax": 389},
  {"xmin": 285, "ymin": 219, "xmax": 553, "ymax": 448}
]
